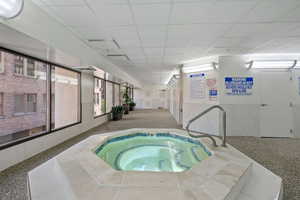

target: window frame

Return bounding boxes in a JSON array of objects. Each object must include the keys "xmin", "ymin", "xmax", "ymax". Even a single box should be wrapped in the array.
[
  {"xmin": 0, "ymin": 51, "xmax": 4, "ymax": 73},
  {"xmin": 0, "ymin": 92, "xmax": 3, "ymax": 116},
  {"xmin": 0, "ymin": 46, "xmax": 82, "ymax": 150},
  {"xmin": 94, "ymin": 76, "xmax": 106, "ymax": 118}
]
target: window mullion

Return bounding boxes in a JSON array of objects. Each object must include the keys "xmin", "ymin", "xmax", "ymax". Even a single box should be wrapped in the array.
[{"xmin": 46, "ymin": 65, "xmax": 51, "ymax": 132}]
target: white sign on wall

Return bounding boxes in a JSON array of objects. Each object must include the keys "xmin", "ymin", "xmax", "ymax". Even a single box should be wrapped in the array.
[
  {"xmin": 206, "ymin": 78, "xmax": 217, "ymax": 101},
  {"xmin": 189, "ymin": 73, "xmax": 206, "ymax": 99},
  {"xmin": 225, "ymin": 77, "xmax": 254, "ymax": 96}
]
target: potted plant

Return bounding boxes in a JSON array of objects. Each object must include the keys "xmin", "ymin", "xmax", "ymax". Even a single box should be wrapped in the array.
[
  {"xmin": 123, "ymin": 87, "xmax": 131, "ymax": 114},
  {"xmin": 111, "ymin": 106, "xmax": 124, "ymax": 121},
  {"xmin": 129, "ymin": 101, "xmax": 136, "ymax": 111}
]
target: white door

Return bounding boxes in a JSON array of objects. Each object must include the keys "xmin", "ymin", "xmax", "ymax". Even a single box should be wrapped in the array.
[{"xmin": 259, "ymin": 72, "xmax": 293, "ymax": 137}]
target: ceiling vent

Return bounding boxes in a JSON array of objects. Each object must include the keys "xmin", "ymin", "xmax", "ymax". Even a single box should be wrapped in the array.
[{"xmin": 107, "ymin": 54, "xmax": 130, "ymax": 61}]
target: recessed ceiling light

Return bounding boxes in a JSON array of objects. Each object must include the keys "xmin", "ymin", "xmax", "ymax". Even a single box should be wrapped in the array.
[{"xmin": 0, "ymin": 0, "xmax": 24, "ymax": 19}]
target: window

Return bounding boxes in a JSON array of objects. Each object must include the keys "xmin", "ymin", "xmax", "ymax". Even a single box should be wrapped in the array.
[
  {"xmin": 106, "ymin": 82, "xmax": 113, "ymax": 112},
  {"xmin": 114, "ymin": 84, "xmax": 120, "ymax": 106},
  {"xmin": 26, "ymin": 58, "xmax": 35, "ymax": 77},
  {"xmin": 94, "ymin": 77, "xmax": 106, "ymax": 117},
  {"xmin": 27, "ymin": 94, "xmax": 37, "ymax": 112},
  {"xmin": 0, "ymin": 93, "xmax": 3, "ymax": 116},
  {"xmin": 14, "ymin": 94, "xmax": 25, "ymax": 114},
  {"xmin": 0, "ymin": 49, "xmax": 81, "ymax": 147},
  {"xmin": 14, "ymin": 55, "xmax": 25, "ymax": 75},
  {"xmin": 51, "ymin": 66, "xmax": 80, "ymax": 129},
  {"xmin": 0, "ymin": 51, "xmax": 4, "ymax": 73},
  {"xmin": 14, "ymin": 94, "xmax": 37, "ymax": 114}
]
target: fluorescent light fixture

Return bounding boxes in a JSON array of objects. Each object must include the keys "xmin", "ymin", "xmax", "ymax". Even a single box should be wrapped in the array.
[
  {"xmin": 0, "ymin": 0, "xmax": 24, "ymax": 19},
  {"xmin": 182, "ymin": 63, "xmax": 215, "ymax": 73},
  {"xmin": 247, "ymin": 60, "xmax": 297, "ymax": 69}
]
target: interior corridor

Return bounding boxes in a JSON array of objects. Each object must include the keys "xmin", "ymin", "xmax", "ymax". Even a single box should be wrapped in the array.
[{"xmin": 0, "ymin": 109, "xmax": 299, "ymax": 200}]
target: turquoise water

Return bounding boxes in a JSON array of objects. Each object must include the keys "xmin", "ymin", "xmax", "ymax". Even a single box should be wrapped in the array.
[{"xmin": 95, "ymin": 133, "xmax": 211, "ymax": 172}]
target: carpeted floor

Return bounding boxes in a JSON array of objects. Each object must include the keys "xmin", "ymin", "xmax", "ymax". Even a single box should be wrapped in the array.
[{"xmin": 0, "ymin": 109, "xmax": 299, "ymax": 200}]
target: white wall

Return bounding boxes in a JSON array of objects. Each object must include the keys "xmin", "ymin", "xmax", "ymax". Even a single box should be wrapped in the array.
[
  {"xmin": 179, "ymin": 55, "xmax": 300, "ymax": 138},
  {"xmin": 218, "ymin": 56, "xmax": 261, "ymax": 136},
  {"xmin": 134, "ymin": 86, "xmax": 168, "ymax": 110},
  {"xmin": 182, "ymin": 70, "xmax": 220, "ymax": 135}
]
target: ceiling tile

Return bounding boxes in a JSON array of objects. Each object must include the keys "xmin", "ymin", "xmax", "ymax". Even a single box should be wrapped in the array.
[
  {"xmin": 108, "ymin": 26, "xmax": 141, "ymax": 48},
  {"xmin": 171, "ymin": 1, "xmax": 256, "ymax": 24},
  {"xmin": 47, "ymin": 6, "xmax": 97, "ymax": 27},
  {"xmin": 70, "ymin": 26, "xmax": 108, "ymax": 40},
  {"xmin": 144, "ymin": 48, "xmax": 164, "ymax": 57},
  {"xmin": 167, "ymin": 24, "xmax": 230, "ymax": 48},
  {"xmin": 41, "ymin": 0, "xmax": 86, "ymax": 6},
  {"xmin": 132, "ymin": 4, "xmax": 170, "ymax": 25},
  {"xmin": 224, "ymin": 23, "xmax": 300, "ymax": 38},
  {"xmin": 87, "ymin": 2, "xmax": 134, "ymax": 26},
  {"xmin": 240, "ymin": 0, "xmax": 300, "ymax": 23},
  {"xmin": 138, "ymin": 26, "xmax": 167, "ymax": 47}
]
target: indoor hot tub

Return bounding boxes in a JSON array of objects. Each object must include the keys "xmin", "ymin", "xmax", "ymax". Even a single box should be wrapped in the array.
[
  {"xmin": 95, "ymin": 133, "xmax": 211, "ymax": 172},
  {"xmin": 27, "ymin": 128, "xmax": 283, "ymax": 200}
]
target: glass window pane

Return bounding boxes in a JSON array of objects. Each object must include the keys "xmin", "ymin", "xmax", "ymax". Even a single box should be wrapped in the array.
[
  {"xmin": 27, "ymin": 58, "xmax": 35, "ymax": 77},
  {"xmin": 114, "ymin": 84, "xmax": 120, "ymax": 106},
  {"xmin": 106, "ymin": 82, "xmax": 113, "ymax": 112},
  {"xmin": 14, "ymin": 55, "xmax": 24, "ymax": 75},
  {"xmin": 51, "ymin": 66, "xmax": 80, "ymax": 129},
  {"xmin": 14, "ymin": 94, "xmax": 25, "ymax": 113},
  {"xmin": 0, "ymin": 52, "xmax": 48, "ymax": 145},
  {"xmin": 0, "ymin": 93, "xmax": 3, "ymax": 116},
  {"xmin": 94, "ymin": 78, "xmax": 105, "ymax": 116},
  {"xmin": 0, "ymin": 51, "xmax": 4, "ymax": 73}
]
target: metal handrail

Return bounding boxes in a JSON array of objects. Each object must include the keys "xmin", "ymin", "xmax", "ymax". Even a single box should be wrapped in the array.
[{"xmin": 185, "ymin": 105, "xmax": 227, "ymax": 147}]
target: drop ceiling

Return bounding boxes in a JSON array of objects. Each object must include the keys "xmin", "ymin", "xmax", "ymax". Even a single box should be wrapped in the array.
[{"xmin": 32, "ymin": 0, "xmax": 300, "ymax": 85}]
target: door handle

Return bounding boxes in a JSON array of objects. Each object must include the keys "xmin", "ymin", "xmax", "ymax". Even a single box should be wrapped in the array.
[{"xmin": 261, "ymin": 104, "xmax": 268, "ymax": 107}]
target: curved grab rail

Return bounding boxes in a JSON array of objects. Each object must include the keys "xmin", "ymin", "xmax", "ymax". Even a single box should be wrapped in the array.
[{"xmin": 185, "ymin": 105, "xmax": 227, "ymax": 147}]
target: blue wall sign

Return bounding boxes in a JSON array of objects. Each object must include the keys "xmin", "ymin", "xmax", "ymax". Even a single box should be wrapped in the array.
[
  {"xmin": 209, "ymin": 89, "xmax": 218, "ymax": 96},
  {"xmin": 225, "ymin": 77, "xmax": 254, "ymax": 96},
  {"xmin": 190, "ymin": 73, "xmax": 205, "ymax": 78}
]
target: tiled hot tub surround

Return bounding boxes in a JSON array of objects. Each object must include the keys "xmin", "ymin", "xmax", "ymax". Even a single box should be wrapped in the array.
[{"xmin": 27, "ymin": 129, "xmax": 279, "ymax": 200}]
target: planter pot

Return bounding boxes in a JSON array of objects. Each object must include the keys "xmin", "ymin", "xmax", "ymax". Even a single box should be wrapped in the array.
[
  {"xmin": 129, "ymin": 105, "xmax": 135, "ymax": 111},
  {"xmin": 123, "ymin": 104, "xmax": 129, "ymax": 114},
  {"xmin": 112, "ymin": 112, "xmax": 122, "ymax": 121}
]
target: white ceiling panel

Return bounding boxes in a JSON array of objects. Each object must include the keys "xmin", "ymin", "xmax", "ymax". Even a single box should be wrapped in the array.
[
  {"xmin": 108, "ymin": 26, "xmax": 141, "ymax": 48},
  {"xmin": 46, "ymin": 6, "xmax": 97, "ymax": 27},
  {"xmin": 71, "ymin": 26, "xmax": 108, "ymax": 40},
  {"xmin": 41, "ymin": 0, "xmax": 86, "ymax": 6},
  {"xmin": 240, "ymin": 0, "xmax": 300, "ymax": 23},
  {"xmin": 132, "ymin": 4, "xmax": 170, "ymax": 25},
  {"xmin": 138, "ymin": 26, "xmax": 167, "ymax": 47},
  {"xmin": 171, "ymin": 1, "xmax": 256, "ymax": 24},
  {"xmin": 144, "ymin": 48, "xmax": 164, "ymax": 57},
  {"xmin": 225, "ymin": 23, "xmax": 300, "ymax": 38},
  {"xmin": 88, "ymin": 3, "xmax": 134, "ymax": 26},
  {"xmin": 130, "ymin": 0, "xmax": 171, "ymax": 4}
]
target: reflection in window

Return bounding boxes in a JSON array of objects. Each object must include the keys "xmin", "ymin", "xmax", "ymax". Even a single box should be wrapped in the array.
[
  {"xmin": 27, "ymin": 94, "xmax": 37, "ymax": 113},
  {"xmin": 14, "ymin": 56, "xmax": 24, "ymax": 75},
  {"xmin": 0, "ymin": 51, "xmax": 4, "ymax": 73},
  {"xmin": 51, "ymin": 66, "xmax": 80, "ymax": 129},
  {"xmin": 0, "ymin": 93, "xmax": 3, "ymax": 116},
  {"xmin": 0, "ymin": 51, "xmax": 48, "ymax": 145},
  {"xmin": 106, "ymin": 82, "xmax": 113, "ymax": 112},
  {"xmin": 114, "ymin": 84, "xmax": 120, "ymax": 106},
  {"xmin": 0, "ymin": 50, "xmax": 81, "ymax": 146},
  {"xmin": 94, "ymin": 77, "xmax": 106, "ymax": 116},
  {"xmin": 27, "ymin": 59, "xmax": 35, "ymax": 77}
]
